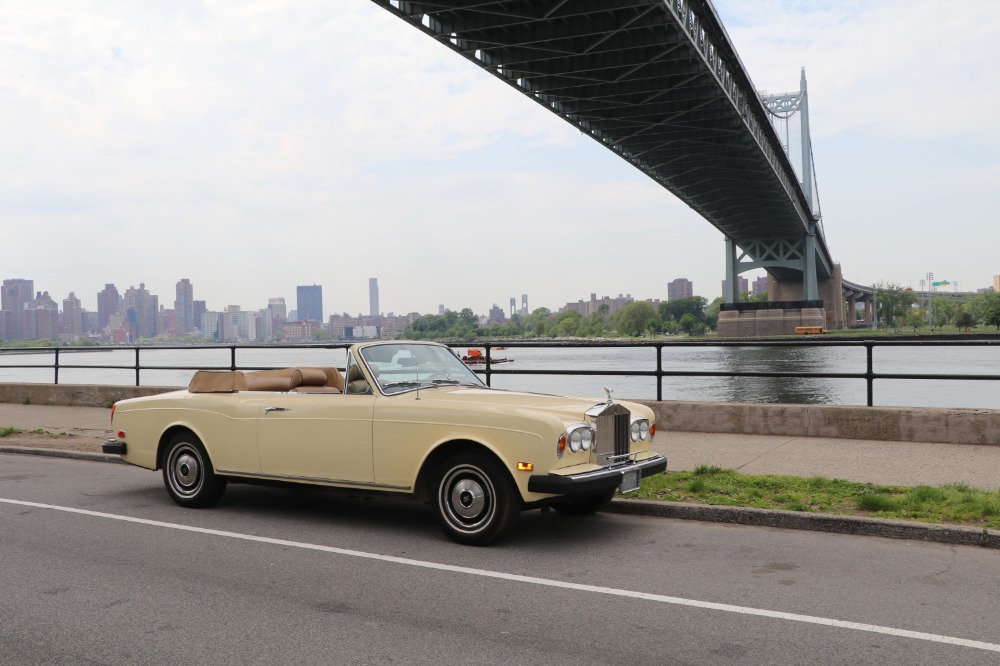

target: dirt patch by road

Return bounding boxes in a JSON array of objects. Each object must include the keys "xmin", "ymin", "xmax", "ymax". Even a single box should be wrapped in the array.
[{"xmin": 0, "ymin": 430, "xmax": 106, "ymax": 454}]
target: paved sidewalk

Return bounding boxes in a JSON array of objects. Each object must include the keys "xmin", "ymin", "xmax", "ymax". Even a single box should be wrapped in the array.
[{"xmin": 2, "ymin": 403, "xmax": 1000, "ymax": 490}]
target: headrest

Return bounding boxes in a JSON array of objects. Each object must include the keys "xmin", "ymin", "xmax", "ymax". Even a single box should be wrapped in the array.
[
  {"xmin": 189, "ymin": 370, "xmax": 247, "ymax": 393},
  {"xmin": 295, "ymin": 367, "xmax": 328, "ymax": 386},
  {"xmin": 320, "ymin": 367, "xmax": 345, "ymax": 391}
]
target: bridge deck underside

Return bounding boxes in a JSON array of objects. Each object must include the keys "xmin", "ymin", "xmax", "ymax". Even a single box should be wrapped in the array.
[{"xmin": 381, "ymin": 0, "xmax": 822, "ymax": 249}]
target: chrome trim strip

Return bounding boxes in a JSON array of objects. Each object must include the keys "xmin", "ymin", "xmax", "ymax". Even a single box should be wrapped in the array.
[{"xmin": 216, "ymin": 469, "xmax": 411, "ymax": 491}]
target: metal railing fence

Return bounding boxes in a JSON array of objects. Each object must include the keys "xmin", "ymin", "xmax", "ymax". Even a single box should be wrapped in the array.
[{"xmin": 2, "ymin": 339, "xmax": 999, "ymax": 407}]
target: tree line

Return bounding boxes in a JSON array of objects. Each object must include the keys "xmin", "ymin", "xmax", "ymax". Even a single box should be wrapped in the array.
[
  {"xmin": 404, "ymin": 294, "xmax": 768, "ymax": 340},
  {"xmin": 875, "ymin": 283, "xmax": 1000, "ymax": 332}
]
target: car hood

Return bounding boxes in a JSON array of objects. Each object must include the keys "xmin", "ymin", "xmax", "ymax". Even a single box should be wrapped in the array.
[{"xmin": 396, "ymin": 386, "xmax": 629, "ymax": 420}]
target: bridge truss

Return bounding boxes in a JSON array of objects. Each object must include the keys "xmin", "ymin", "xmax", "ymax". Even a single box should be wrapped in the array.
[{"xmin": 372, "ymin": 0, "xmax": 835, "ymax": 301}]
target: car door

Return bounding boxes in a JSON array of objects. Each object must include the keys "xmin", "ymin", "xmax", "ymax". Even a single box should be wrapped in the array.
[{"xmin": 257, "ymin": 391, "xmax": 375, "ymax": 485}]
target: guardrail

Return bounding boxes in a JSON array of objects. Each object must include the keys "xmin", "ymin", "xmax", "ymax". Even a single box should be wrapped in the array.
[{"xmin": 2, "ymin": 339, "xmax": 999, "ymax": 407}]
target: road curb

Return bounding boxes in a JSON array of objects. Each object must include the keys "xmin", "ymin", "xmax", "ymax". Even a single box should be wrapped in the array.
[
  {"xmin": 0, "ymin": 446, "xmax": 126, "ymax": 465},
  {"xmin": 608, "ymin": 498, "xmax": 1000, "ymax": 548},
  {"xmin": 4, "ymin": 445, "xmax": 998, "ymax": 548}
]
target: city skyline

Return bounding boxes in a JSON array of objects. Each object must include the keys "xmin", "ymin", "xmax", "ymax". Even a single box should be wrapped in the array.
[{"xmin": 2, "ymin": 2, "xmax": 997, "ymax": 315}]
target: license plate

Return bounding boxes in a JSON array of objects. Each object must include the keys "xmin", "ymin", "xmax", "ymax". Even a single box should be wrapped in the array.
[{"xmin": 619, "ymin": 468, "xmax": 640, "ymax": 493}]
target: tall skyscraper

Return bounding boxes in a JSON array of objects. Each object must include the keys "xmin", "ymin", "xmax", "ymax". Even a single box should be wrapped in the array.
[
  {"xmin": 63, "ymin": 292, "xmax": 83, "ymax": 338},
  {"xmin": 296, "ymin": 285, "xmax": 323, "ymax": 322},
  {"xmin": 123, "ymin": 283, "xmax": 158, "ymax": 340},
  {"xmin": 521, "ymin": 294, "xmax": 528, "ymax": 317},
  {"xmin": 994, "ymin": 275, "xmax": 1000, "ymax": 292},
  {"xmin": 1, "ymin": 278, "xmax": 33, "ymax": 340},
  {"xmin": 369, "ymin": 278, "xmax": 379, "ymax": 317},
  {"xmin": 267, "ymin": 297, "xmax": 287, "ymax": 325},
  {"xmin": 668, "ymin": 278, "xmax": 693, "ymax": 300},
  {"xmin": 175, "ymin": 278, "xmax": 194, "ymax": 334},
  {"xmin": 97, "ymin": 283, "xmax": 120, "ymax": 332}
]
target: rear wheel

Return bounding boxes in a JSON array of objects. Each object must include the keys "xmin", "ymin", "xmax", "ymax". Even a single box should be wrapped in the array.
[
  {"xmin": 433, "ymin": 452, "xmax": 520, "ymax": 546},
  {"xmin": 552, "ymin": 488, "xmax": 616, "ymax": 516},
  {"xmin": 162, "ymin": 432, "xmax": 227, "ymax": 508}
]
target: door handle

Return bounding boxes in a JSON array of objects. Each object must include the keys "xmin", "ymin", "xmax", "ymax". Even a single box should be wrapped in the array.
[{"xmin": 264, "ymin": 406, "xmax": 290, "ymax": 413}]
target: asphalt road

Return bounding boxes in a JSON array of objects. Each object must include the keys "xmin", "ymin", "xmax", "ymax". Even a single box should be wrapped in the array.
[{"xmin": 3, "ymin": 454, "xmax": 1000, "ymax": 665}]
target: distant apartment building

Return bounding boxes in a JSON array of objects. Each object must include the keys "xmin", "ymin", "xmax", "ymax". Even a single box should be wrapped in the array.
[
  {"xmin": 328, "ymin": 313, "xmax": 357, "ymax": 340},
  {"xmin": 222, "ymin": 306, "xmax": 257, "ymax": 342},
  {"xmin": 175, "ymin": 278, "xmax": 194, "ymax": 334},
  {"xmin": 667, "ymin": 278, "xmax": 693, "ymax": 301},
  {"xmin": 280, "ymin": 319, "xmax": 321, "ymax": 342},
  {"xmin": 23, "ymin": 291, "xmax": 59, "ymax": 340},
  {"xmin": 201, "ymin": 311, "xmax": 223, "ymax": 341},
  {"xmin": 268, "ymin": 298, "xmax": 287, "ymax": 322},
  {"xmin": 62, "ymin": 292, "xmax": 83, "ymax": 339},
  {"xmin": 382, "ymin": 312, "xmax": 419, "ymax": 339},
  {"xmin": 297, "ymin": 285, "xmax": 323, "ymax": 322},
  {"xmin": 751, "ymin": 275, "xmax": 768, "ymax": 296},
  {"xmin": 97, "ymin": 283, "xmax": 121, "ymax": 333},
  {"xmin": 123, "ymin": 284, "xmax": 158, "ymax": 340},
  {"xmin": 560, "ymin": 293, "xmax": 633, "ymax": 316},
  {"xmin": 994, "ymin": 275, "xmax": 1000, "ymax": 292},
  {"xmin": 369, "ymin": 278, "xmax": 379, "ymax": 318},
  {"xmin": 1, "ymin": 278, "xmax": 34, "ymax": 340},
  {"xmin": 488, "ymin": 304, "xmax": 506, "ymax": 324},
  {"xmin": 721, "ymin": 276, "xmax": 749, "ymax": 297},
  {"xmin": 193, "ymin": 300, "xmax": 207, "ymax": 334}
]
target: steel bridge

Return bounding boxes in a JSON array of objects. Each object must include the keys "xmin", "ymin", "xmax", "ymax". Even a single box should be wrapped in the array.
[{"xmin": 371, "ymin": 0, "xmax": 869, "ymax": 318}]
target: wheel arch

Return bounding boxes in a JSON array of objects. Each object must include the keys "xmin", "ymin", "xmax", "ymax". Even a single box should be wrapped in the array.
[
  {"xmin": 156, "ymin": 425, "xmax": 203, "ymax": 471},
  {"xmin": 414, "ymin": 439, "xmax": 518, "ymax": 504}
]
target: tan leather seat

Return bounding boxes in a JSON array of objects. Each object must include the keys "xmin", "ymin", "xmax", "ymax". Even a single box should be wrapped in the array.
[
  {"xmin": 188, "ymin": 370, "xmax": 248, "ymax": 393},
  {"xmin": 346, "ymin": 364, "xmax": 378, "ymax": 394},
  {"xmin": 244, "ymin": 367, "xmax": 342, "ymax": 393}
]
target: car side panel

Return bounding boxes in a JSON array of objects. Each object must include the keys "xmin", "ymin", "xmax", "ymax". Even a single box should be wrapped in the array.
[
  {"xmin": 257, "ymin": 393, "xmax": 375, "ymax": 483},
  {"xmin": 114, "ymin": 392, "xmax": 263, "ymax": 473}
]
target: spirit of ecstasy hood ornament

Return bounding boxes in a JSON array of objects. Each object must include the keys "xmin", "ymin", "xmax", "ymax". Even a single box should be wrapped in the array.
[{"xmin": 603, "ymin": 386, "xmax": 614, "ymax": 403}]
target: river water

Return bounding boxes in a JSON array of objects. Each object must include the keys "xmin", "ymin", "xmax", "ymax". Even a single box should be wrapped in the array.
[{"xmin": 1, "ymin": 344, "xmax": 998, "ymax": 409}]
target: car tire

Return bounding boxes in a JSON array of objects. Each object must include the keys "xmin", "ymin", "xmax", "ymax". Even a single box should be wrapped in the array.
[
  {"xmin": 433, "ymin": 452, "xmax": 520, "ymax": 546},
  {"xmin": 162, "ymin": 432, "xmax": 227, "ymax": 508},
  {"xmin": 552, "ymin": 488, "xmax": 616, "ymax": 516}
]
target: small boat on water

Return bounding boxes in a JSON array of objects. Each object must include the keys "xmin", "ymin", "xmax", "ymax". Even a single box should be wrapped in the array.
[{"xmin": 461, "ymin": 348, "xmax": 513, "ymax": 365}]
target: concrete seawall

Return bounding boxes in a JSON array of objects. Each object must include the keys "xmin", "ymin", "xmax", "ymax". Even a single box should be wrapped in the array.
[{"xmin": 1, "ymin": 383, "xmax": 997, "ymax": 446}]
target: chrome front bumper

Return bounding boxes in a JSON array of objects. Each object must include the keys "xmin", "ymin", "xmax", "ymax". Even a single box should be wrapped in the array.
[{"xmin": 527, "ymin": 454, "xmax": 667, "ymax": 495}]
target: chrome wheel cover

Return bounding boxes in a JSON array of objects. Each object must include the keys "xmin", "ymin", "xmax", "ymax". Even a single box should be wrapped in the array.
[
  {"xmin": 167, "ymin": 443, "xmax": 204, "ymax": 498},
  {"xmin": 439, "ymin": 464, "xmax": 495, "ymax": 534}
]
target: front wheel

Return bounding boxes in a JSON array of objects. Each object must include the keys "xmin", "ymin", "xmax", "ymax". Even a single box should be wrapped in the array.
[
  {"xmin": 433, "ymin": 452, "xmax": 520, "ymax": 546},
  {"xmin": 162, "ymin": 433, "xmax": 227, "ymax": 508}
]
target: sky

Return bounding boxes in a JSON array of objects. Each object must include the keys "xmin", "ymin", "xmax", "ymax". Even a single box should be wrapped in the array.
[{"xmin": 2, "ymin": 1, "xmax": 998, "ymax": 317}]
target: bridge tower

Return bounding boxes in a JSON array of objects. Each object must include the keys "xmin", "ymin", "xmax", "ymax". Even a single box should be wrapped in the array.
[{"xmin": 719, "ymin": 69, "xmax": 846, "ymax": 334}]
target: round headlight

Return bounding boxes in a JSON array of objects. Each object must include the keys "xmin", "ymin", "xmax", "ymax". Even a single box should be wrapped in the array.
[
  {"xmin": 569, "ymin": 429, "xmax": 583, "ymax": 452},
  {"xmin": 580, "ymin": 428, "xmax": 593, "ymax": 450},
  {"xmin": 639, "ymin": 420, "xmax": 650, "ymax": 440},
  {"xmin": 630, "ymin": 421, "xmax": 641, "ymax": 442}
]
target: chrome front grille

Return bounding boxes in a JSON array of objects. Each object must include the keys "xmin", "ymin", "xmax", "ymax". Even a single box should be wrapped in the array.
[{"xmin": 592, "ymin": 402, "xmax": 632, "ymax": 467}]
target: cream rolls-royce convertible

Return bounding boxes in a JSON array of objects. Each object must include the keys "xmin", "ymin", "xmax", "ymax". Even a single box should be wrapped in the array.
[{"xmin": 103, "ymin": 341, "xmax": 667, "ymax": 545}]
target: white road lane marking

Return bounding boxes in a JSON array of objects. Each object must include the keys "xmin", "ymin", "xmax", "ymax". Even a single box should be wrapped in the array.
[{"xmin": 4, "ymin": 496, "xmax": 999, "ymax": 653}]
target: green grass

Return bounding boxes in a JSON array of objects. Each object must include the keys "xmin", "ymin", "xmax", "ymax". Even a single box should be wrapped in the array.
[
  {"xmin": 632, "ymin": 467, "xmax": 1000, "ymax": 530},
  {"xmin": 0, "ymin": 426, "xmax": 51, "ymax": 438}
]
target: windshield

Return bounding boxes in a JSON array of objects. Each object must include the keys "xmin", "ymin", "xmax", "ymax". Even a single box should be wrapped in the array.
[{"xmin": 359, "ymin": 343, "xmax": 486, "ymax": 395}]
